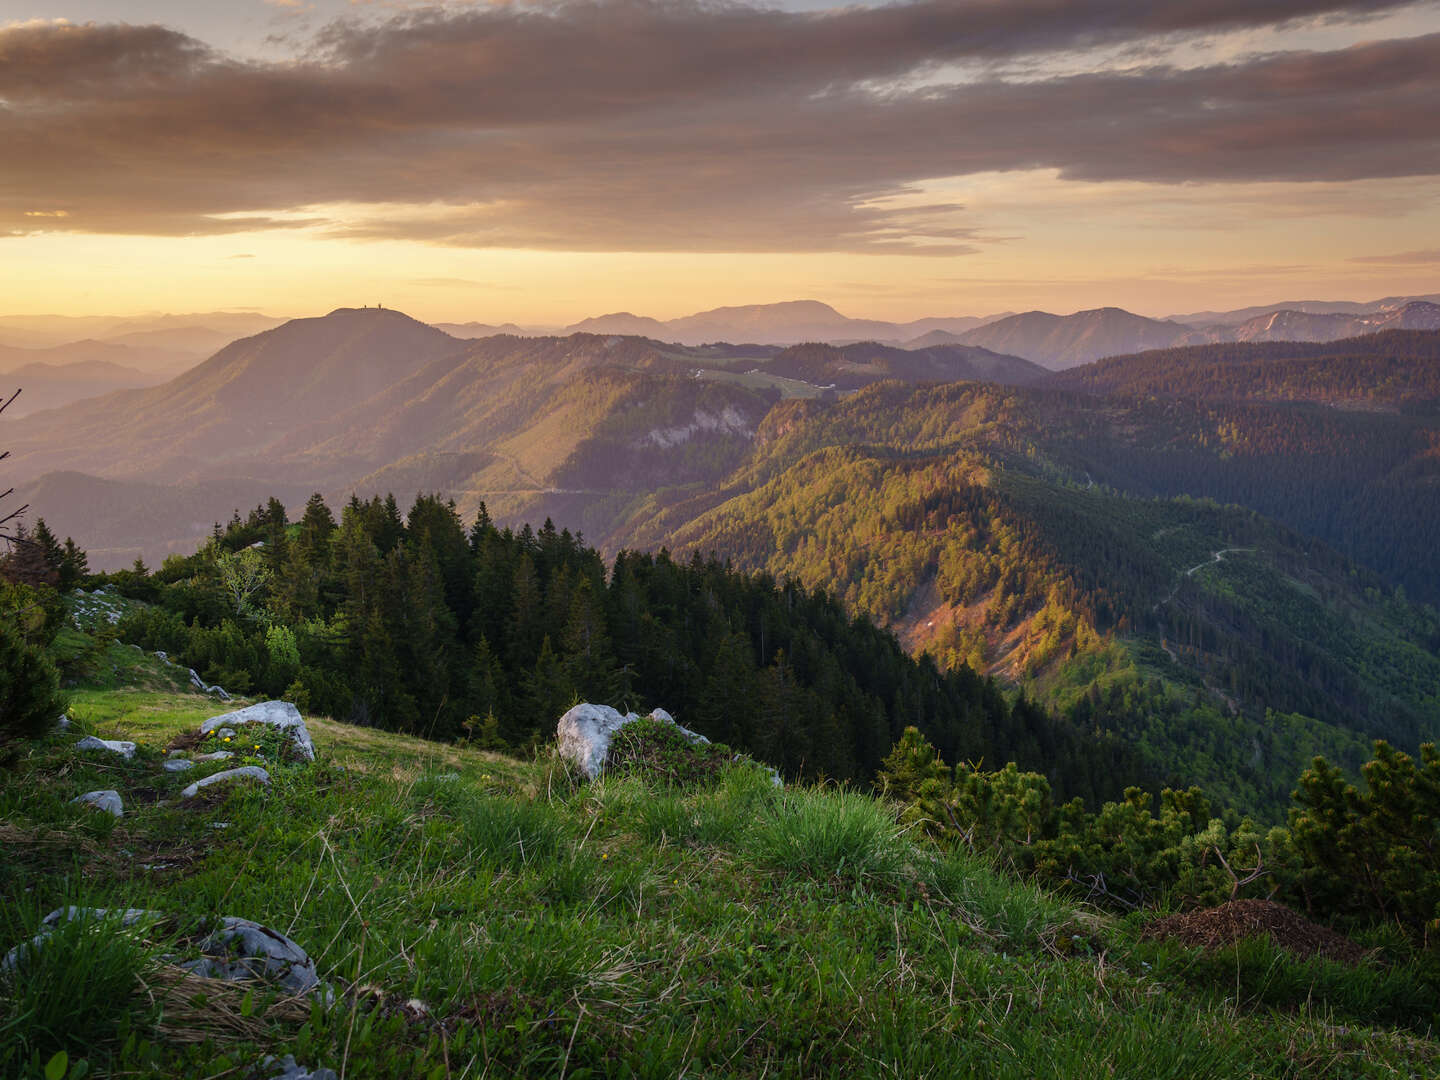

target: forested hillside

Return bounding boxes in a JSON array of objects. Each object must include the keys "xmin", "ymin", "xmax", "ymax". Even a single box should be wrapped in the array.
[
  {"xmin": 1050, "ymin": 329, "xmax": 1440, "ymax": 406},
  {"xmin": 104, "ymin": 496, "xmax": 1147, "ymax": 806}
]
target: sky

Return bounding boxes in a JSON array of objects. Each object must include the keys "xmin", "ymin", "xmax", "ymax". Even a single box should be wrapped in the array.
[{"xmin": 1, "ymin": 0, "xmax": 1438, "ymax": 324}]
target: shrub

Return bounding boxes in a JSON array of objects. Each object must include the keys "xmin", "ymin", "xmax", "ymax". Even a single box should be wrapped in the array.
[
  {"xmin": 0, "ymin": 618, "xmax": 65, "ymax": 754},
  {"xmin": 605, "ymin": 718, "xmax": 735, "ymax": 788}
]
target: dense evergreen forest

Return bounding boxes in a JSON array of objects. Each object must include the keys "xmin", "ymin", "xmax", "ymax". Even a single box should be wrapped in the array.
[
  {"xmin": 1049, "ymin": 330, "xmax": 1440, "ymax": 405},
  {"xmin": 94, "ymin": 494, "xmax": 1148, "ymax": 806}
]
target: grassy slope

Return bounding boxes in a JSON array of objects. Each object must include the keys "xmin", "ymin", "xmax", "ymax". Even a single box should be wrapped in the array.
[{"xmin": 3, "ymin": 666, "xmax": 1436, "ymax": 1077}]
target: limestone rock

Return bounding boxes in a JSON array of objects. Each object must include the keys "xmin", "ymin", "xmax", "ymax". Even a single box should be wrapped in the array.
[
  {"xmin": 178, "ymin": 917, "xmax": 320, "ymax": 995},
  {"xmin": 55, "ymin": 713, "xmax": 71, "ymax": 731},
  {"xmin": 180, "ymin": 766, "xmax": 270, "ymax": 799},
  {"xmin": 202, "ymin": 701, "xmax": 315, "ymax": 761},
  {"xmin": 196, "ymin": 750, "xmax": 234, "ymax": 761},
  {"xmin": 164, "ymin": 759, "xmax": 195, "ymax": 773},
  {"xmin": 556, "ymin": 703, "xmax": 710, "ymax": 779},
  {"xmin": 3, "ymin": 907, "xmax": 162, "ymax": 972},
  {"xmin": 189, "ymin": 668, "xmax": 232, "ymax": 701},
  {"xmin": 75, "ymin": 735, "xmax": 136, "ymax": 760},
  {"xmin": 71, "ymin": 789, "xmax": 124, "ymax": 817}
]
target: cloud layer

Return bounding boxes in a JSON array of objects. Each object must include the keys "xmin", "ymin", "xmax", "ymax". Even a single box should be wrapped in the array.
[{"xmin": 3, "ymin": 1, "xmax": 1438, "ymax": 251}]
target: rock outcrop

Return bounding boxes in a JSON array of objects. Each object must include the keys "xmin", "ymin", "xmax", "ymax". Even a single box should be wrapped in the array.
[
  {"xmin": 179, "ymin": 917, "xmax": 321, "ymax": 994},
  {"xmin": 71, "ymin": 789, "xmax": 124, "ymax": 817},
  {"xmin": 202, "ymin": 701, "xmax": 315, "ymax": 761},
  {"xmin": 75, "ymin": 735, "xmax": 136, "ymax": 760},
  {"xmin": 556, "ymin": 703, "xmax": 709, "ymax": 779},
  {"xmin": 4, "ymin": 908, "xmax": 325, "ymax": 999},
  {"xmin": 180, "ymin": 766, "xmax": 270, "ymax": 799}
]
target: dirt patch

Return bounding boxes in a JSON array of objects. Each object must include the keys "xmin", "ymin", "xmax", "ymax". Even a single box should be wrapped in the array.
[
  {"xmin": 164, "ymin": 730, "xmax": 205, "ymax": 755},
  {"xmin": 1141, "ymin": 899, "xmax": 1369, "ymax": 966}
]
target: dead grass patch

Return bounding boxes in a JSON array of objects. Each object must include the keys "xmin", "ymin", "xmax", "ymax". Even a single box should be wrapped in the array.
[{"xmin": 1142, "ymin": 899, "xmax": 1370, "ymax": 966}]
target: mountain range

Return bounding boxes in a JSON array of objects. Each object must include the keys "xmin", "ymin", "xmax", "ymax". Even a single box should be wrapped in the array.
[{"xmin": 8, "ymin": 303, "xmax": 1440, "ymax": 815}]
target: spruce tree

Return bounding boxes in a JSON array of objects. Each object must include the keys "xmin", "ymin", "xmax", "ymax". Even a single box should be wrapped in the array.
[{"xmin": 58, "ymin": 537, "xmax": 89, "ymax": 592}]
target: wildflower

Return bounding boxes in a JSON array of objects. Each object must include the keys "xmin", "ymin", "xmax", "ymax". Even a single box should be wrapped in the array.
[
  {"xmin": 224, "ymin": 737, "xmax": 232, "ymax": 743},
  {"xmin": 601, "ymin": 853, "xmax": 608, "ymax": 860}
]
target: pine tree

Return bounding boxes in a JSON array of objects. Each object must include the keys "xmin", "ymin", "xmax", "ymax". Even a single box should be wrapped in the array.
[
  {"xmin": 0, "ymin": 613, "xmax": 65, "ymax": 752},
  {"xmin": 561, "ymin": 575, "xmax": 619, "ymax": 702},
  {"xmin": 524, "ymin": 635, "xmax": 573, "ymax": 734},
  {"xmin": 58, "ymin": 537, "xmax": 89, "ymax": 592},
  {"xmin": 0, "ymin": 524, "xmax": 58, "ymax": 587},
  {"xmin": 31, "ymin": 519, "xmax": 63, "ymax": 575}
]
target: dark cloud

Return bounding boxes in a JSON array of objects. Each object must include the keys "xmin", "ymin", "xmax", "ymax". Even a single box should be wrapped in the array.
[{"xmin": 1, "ymin": 2, "xmax": 1436, "ymax": 251}]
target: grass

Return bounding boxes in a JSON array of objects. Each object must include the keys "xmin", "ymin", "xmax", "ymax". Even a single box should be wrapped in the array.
[{"xmin": 2, "ymin": 679, "xmax": 1437, "ymax": 1077}]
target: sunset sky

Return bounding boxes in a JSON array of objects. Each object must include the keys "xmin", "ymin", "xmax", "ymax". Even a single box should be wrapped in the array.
[{"xmin": 2, "ymin": 0, "xmax": 1438, "ymax": 324}]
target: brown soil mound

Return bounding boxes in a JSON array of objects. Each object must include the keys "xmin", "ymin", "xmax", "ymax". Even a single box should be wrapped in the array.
[{"xmin": 1141, "ymin": 898, "xmax": 1369, "ymax": 966}]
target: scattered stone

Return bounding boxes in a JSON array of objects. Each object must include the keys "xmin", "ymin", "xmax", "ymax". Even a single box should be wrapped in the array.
[
  {"xmin": 202, "ymin": 701, "xmax": 316, "ymax": 761},
  {"xmin": 4, "ymin": 909, "xmax": 326, "ymax": 1002},
  {"xmin": 208, "ymin": 822, "xmax": 231, "ymax": 830},
  {"xmin": 434, "ymin": 772, "xmax": 461, "ymax": 782},
  {"xmin": 71, "ymin": 789, "xmax": 124, "ymax": 817},
  {"xmin": 180, "ymin": 766, "xmax": 270, "ymax": 799},
  {"xmin": 178, "ymin": 917, "xmax": 320, "ymax": 995},
  {"xmin": 163, "ymin": 759, "xmax": 195, "ymax": 773},
  {"xmin": 168, "ymin": 749, "xmax": 187, "ymax": 758},
  {"xmin": 556, "ymin": 703, "xmax": 712, "ymax": 780},
  {"xmin": 263, "ymin": 1054, "xmax": 338, "ymax": 1080},
  {"xmin": 217, "ymin": 727, "xmax": 237, "ymax": 739},
  {"xmin": 75, "ymin": 735, "xmax": 137, "ymax": 760},
  {"xmin": 55, "ymin": 713, "xmax": 71, "ymax": 731},
  {"xmin": 3, "ymin": 907, "xmax": 162, "ymax": 973},
  {"xmin": 195, "ymin": 750, "xmax": 234, "ymax": 761},
  {"xmin": 189, "ymin": 668, "xmax": 232, "ymax": 701}
]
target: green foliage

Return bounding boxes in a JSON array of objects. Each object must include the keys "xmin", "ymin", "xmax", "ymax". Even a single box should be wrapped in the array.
[
  {"xmin": 0, "ymin": 909, "xmax": 160, "ymax": 1075},
  {"xmin": 746, "ymin": 787, "xmax": 906, "ymax": 885},
  {"xmin": 1288, "ymin": 741, "xmax": 1440, "ymax": 941},
  {"xmin": 0, "ymin": 583, "xmax": 66, "ymax": 753},
  {"xmin": 879, "ymin": 727, "xmax": 1419, "ymax": 926},
  {"xmin": 604, "ymin": 718, "xmax": 735, "ymax": 788},
  {"xmin": 1140, "ymin": 935, "xmax": 1440, "ymax": 1036}
]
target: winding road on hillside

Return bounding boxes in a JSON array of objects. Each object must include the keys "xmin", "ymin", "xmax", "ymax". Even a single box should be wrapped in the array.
[{"xmin": 1155, "ymin": 547, "xmax": 1256, "ymax": 612}]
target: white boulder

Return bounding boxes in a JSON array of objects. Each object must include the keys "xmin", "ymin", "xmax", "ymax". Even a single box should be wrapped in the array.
[
  {"xmin": 164, "ymin": 759, "xmax": 195, "ymax": 773},
  {"xmin": 556, "ymin": 703, "xmax": 710, "ymax": 779},
  {"xmin": 180, "ymin": 766, "xmax": 270, "ymax": 799},
  {"xmin": 71, "ymin": 789, "xmax": 124, "ymax": 817},
  {"xmin": 202, "ymin": 701, "xmax": 315, "ymax": 761},
  {"xmin": 75, "ymin": 735, "xmax": 136, "ymax": 760}
]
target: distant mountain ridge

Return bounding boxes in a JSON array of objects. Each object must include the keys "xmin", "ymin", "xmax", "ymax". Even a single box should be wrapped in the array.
[
  {"xmin": 953, "ymin": 307, "xmax": 1189, "ymax": 370},
  {"xmin": 566, "ymin": 300, "xmax": 1006, "ymax": 347}
]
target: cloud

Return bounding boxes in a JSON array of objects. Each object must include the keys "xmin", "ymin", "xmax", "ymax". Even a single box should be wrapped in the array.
[
  {"xmin": 1349, "ymin": 249, "xmax": 1440, "ymax": 264},
  {"xmin": 0, "ymin": 2, "xmax": 1437, "ymax": 252}
]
